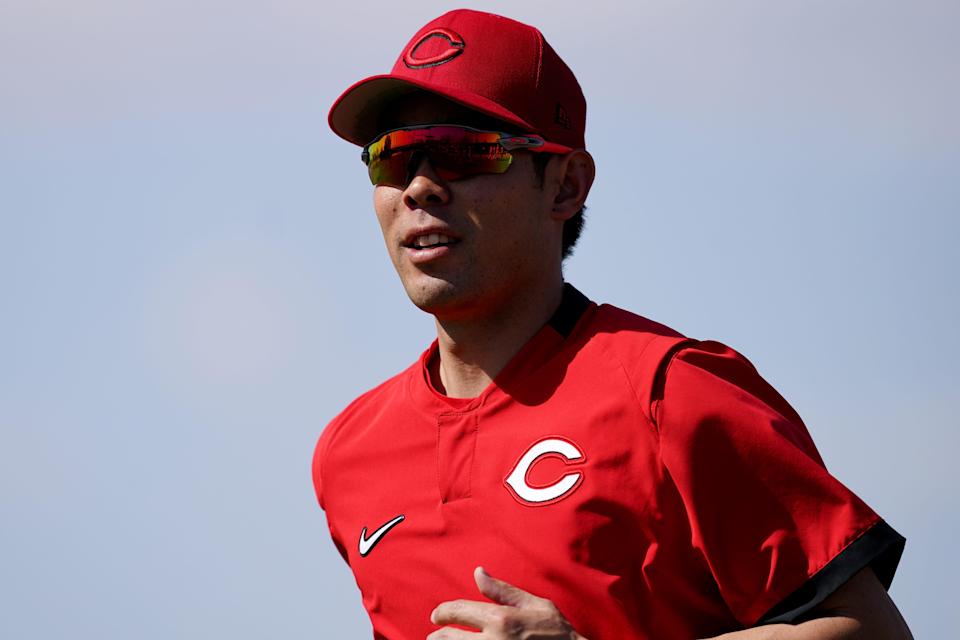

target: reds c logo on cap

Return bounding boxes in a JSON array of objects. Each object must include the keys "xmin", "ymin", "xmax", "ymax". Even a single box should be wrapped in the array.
[{"xmin": 403, "ymin": 27, "xmax": 465, "ymax": 69}]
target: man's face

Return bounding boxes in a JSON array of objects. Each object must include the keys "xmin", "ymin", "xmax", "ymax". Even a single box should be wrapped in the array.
[{"xmin": 370, "ymin": 93, "xmax": 563, "ymax": 320}]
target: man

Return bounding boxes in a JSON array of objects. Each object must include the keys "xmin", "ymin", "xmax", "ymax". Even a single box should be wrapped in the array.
[{"xmin": 314, "ymin": 9, "xmax": 912, "ymax": 639}]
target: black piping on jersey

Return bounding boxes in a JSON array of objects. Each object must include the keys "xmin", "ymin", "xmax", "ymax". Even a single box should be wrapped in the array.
[
  {"xmin": 758, "ymin": 519, "xmax": 906, "ymax": 624},
  {"xmin": 547, "ymin": 283, "xmax": 592, "ymax": 339}
]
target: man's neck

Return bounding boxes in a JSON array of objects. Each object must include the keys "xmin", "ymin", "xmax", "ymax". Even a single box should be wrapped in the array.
[{"xmin": 430, "ymin": 280, "xmax": 565, "ymax": 399}]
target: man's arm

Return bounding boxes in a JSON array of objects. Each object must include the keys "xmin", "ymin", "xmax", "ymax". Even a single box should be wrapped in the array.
[
  {"xmin": 705, "ymin": 566, "xmax": 913, "ymax": 640},
  {"xmin": 428, "ymin": 566, "xmax": 912, "ymax": 640}
]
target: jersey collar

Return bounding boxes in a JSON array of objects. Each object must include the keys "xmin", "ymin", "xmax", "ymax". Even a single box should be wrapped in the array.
[{"xmin": 408, "ymin": 283, "xmax": 596, "ymax": 414}]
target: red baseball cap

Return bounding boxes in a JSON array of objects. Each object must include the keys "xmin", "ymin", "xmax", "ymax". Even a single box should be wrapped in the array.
[{"xmin": 328, "ymin": 9, "xmax": 586, "ymax": 151}]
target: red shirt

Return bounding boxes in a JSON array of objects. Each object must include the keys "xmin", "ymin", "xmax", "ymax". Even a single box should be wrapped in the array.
[{"xmin": 312, "ymin": 285, "xmax": 903, "ymax": 639}]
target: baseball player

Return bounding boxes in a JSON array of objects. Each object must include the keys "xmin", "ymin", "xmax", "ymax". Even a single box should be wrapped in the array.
[{"xmin": 313, "ymin": 9, "xmax": 912, "ymax": 640}]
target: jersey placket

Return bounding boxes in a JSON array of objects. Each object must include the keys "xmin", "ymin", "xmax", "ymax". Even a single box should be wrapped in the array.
[{"xmin": 436, "ymin": 410, "xmax": 480, "ymax": 503}]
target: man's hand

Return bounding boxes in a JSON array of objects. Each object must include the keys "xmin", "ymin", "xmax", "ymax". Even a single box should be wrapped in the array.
[{"xmin": 427, "ymin": 566, "xmax": 587, "ymax": 639}]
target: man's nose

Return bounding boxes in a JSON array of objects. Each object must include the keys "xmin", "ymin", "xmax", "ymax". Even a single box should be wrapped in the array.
[{"xmin": 402, "ymin": 153, "xmax": 450, "ymax": 209}]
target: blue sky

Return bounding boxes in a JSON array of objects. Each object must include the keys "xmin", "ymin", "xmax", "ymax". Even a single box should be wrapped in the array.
[{"xmin": 2, "ymin": 1, "xmax": 957, "ymax": 637}]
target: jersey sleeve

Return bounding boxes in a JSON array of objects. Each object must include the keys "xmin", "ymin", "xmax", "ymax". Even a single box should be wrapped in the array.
[
  {"xmin": 312, "ymin": 421, "xmax": 351, "ymax": 565},
  {"xmin": 654, "ymin": 340, "xmax": 905, "ymax": 626},
  {"xmin": 311, "ymin": 431, "xmax": 327, "ymax": 509}
]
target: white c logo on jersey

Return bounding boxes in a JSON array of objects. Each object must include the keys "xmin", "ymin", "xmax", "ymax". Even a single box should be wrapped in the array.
[{"xmin": 504, "ymin": 437, "xmax": 586, "ymax": 506}]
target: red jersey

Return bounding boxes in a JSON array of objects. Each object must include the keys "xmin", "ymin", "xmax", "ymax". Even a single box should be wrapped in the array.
[{"xmin": 312, "ymin": 284, "xmax": 904, "ymax": 639}]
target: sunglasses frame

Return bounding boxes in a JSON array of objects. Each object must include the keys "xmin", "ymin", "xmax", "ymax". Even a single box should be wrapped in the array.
[{"xmin": 360, "ymin": 124, "xmax": 560, "ymax": 186}]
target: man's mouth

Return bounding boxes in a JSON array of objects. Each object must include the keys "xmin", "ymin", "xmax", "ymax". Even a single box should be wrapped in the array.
[{"xmin": 404, "ymin": 233, "xmax": 461, "ymax": 250}]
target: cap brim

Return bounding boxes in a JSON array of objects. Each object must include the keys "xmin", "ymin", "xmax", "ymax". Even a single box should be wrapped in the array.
[{"xmin": 328, "ymin": 74, "xmax": 553, "ymax": 148}]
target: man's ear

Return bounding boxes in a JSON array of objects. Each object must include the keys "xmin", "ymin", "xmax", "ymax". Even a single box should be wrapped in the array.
[{"xmin": 551, "ymin": 150, "xmax": 595, "ymax": 221}]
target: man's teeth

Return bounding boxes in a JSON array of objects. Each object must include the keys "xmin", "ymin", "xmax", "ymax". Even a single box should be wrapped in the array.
[{"xmin": 413, "ymin": 233, "xmax": 453, "ymax": 247}]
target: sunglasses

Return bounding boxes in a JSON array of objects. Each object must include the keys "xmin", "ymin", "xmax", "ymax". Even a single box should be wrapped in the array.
[{"xmin": 361, "ymin": 125, "xmax": 569, "ymax": 187}]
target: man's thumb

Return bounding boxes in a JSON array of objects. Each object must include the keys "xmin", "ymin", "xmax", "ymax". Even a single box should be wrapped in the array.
[{"xmin": 474, "ymin": 566, "xmax": 537, "ymax": 608}]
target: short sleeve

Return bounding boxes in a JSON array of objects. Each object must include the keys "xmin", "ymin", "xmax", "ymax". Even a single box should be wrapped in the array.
[
  {"xmin": 312, "ymin": 432, "xmax": 326, "ymax": 509},
  {"xmin": 312, "ymin": 422, "xmax": 352, "ymax": 565},
  {"xmin": 656, "ymin": 340, "xmax": 905, "ymax": 626}
]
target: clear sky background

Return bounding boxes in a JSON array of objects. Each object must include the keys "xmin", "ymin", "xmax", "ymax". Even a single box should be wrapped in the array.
[{"xmin": 2, "ymin": 1, "xmax": 957, "ymax": 638}]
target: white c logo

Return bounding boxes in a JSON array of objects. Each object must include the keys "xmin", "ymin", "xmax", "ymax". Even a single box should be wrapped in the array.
[{"xmin": 504, "ymin": 437, "xmax": 585, "ymax": 506}]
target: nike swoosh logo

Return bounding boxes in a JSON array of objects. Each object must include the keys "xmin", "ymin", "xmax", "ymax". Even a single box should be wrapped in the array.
[{"xmin": 358, "ymin": 515, "xmax": 405, "ymax": 557}]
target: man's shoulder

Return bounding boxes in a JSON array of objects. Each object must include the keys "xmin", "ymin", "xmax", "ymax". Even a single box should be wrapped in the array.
[
  {"xmin": 311, "ymin": 351, "xmax": 427, "ymax": 508},
  {"xmin": 317, "ymin": 352, "xmax": 423, "ymax": 446},
  {"xmin": 590, "ymin": 301, "xmax": 685, "ymax": 336},
  {"xmin": 569, "ymin": 300, "xmax": 694, "ymax": 418},
  {"xmin": 581, "ymin": 300, "xmax": 689, "ymax": 358}
]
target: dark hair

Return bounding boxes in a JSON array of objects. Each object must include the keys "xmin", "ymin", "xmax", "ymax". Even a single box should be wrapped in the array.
[{"xmin": 531, "ymin": 153, "xmax": 586, "ymax": 261}]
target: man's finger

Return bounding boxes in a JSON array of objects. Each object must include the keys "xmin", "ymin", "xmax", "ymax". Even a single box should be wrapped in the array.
[
  {"xmin": 431, "ymin": 598, "xmax": 501, "ymax": 629},
  {"xmin": 473, "ymin": 566, "xmax": 543, "ymax": 608}
]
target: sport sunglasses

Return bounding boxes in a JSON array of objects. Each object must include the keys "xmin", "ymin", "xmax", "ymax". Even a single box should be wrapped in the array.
[{"xmin": 360, "ymin": 124, "xmax": 571, "ymax": 187}]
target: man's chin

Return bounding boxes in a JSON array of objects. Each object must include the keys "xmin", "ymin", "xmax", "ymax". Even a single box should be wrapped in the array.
[
  {"xmin": 404, "ymin": 283, "xmax": 459, "ymax": 314},
  {"xmin": 400, "ymin": 277, "xmax": 473, "ymax": 317}
]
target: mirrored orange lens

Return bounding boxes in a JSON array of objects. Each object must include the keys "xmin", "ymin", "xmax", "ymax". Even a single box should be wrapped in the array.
[{"xmin": 364, "ymin": 126, "xmax": 514, "ymax": 186}]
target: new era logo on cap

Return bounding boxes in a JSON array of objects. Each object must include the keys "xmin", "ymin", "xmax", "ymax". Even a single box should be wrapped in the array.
[
  {"xmin": 555, "ymin": 104, "xmax": 571, "ymax": 130},
  {"xmin": 328, "ymin": 9, "xmax": 586, "ymax": 150}
]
